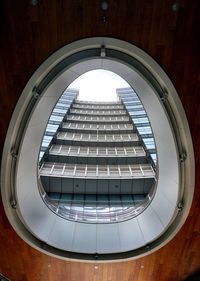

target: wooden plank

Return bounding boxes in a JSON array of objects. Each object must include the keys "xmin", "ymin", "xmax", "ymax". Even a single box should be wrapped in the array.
[{"xmin": 0, "ymin": 0, "xmax": 200, "ymax": 280}]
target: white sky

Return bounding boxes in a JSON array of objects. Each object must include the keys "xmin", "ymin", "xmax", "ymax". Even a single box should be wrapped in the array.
[{"xmin": 69, "ymin": 69, "xmax": 129, "ymax": 101}]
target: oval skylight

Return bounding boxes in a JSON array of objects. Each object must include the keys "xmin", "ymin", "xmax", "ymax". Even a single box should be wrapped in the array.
[{"xmin": 1, "ymin": 38, "xmax": 194, "ymax": 261}]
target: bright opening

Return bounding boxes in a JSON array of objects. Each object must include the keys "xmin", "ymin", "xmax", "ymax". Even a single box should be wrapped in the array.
[{"xmin": 70, "ymin": 69, "xmax": 130, "ymax": 101}]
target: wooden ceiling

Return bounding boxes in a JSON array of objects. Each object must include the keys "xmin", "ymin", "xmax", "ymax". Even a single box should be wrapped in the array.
[{"xmin": 0, "ymin": 0, "xmax": 200, "ymax": 280}]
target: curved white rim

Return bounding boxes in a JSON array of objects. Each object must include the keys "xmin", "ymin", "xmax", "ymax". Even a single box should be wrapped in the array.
[{"xmin": 1, "ymin": 37, "xmax": 195, "ymax": 262}]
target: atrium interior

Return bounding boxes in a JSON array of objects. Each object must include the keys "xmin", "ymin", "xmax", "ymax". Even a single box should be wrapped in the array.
[
  {"xmin": 39, "ymin": 83, "xmax": 157, "ymax": 226},
  {"xmin": 1, "ymin": 38, "xmax": 194, "ymax": 262}
]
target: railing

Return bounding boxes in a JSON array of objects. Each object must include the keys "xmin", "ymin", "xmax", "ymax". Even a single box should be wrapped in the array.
[
  {"xmin": 70, "ymin": 109, "xmax": 127, "ymax": 115},
  {"xmin": 40, "ymin": 190, "xmax": 155, "ymax": 223},
  {"xmin": 40, "ymin": 163, "xmax": 155, "ymax": 179},
  {"xmin": 62, "ymin": 122, "xmax": 134, "ymax": 131},
  {"xmin": 66, "ymin": 115, "xmax": 130, "ymax": 122},
  {"xmin": 75, "ymin": 100, "xmax": 121, "ymax": 105},
  {"xmin": 72, "ymin": 104, "xmax": 124, "ymax": 110},
  {"xmin": 57, "ymin": 132, "xmax": 139, "ymax": 143},
  {"xmin": 49, "ymin": 144, "xmax": 146, "ymax": 157}
]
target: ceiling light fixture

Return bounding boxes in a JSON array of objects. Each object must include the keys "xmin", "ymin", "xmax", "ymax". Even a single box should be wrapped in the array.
[
  {"xmin": 101, "ymin": 1, "xmax": 109, "ymax": 11},
  {"xmin": 172, "ymin": 3, "xmax": 180, "ymax": 12},
  {"xmin": 100, "ymin": 45, "xmax": 106, "ymax": 57}
]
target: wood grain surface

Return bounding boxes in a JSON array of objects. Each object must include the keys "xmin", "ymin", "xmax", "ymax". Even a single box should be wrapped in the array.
[{"xmin": 0, "ymin": 1, "xmax": 200, "ymax": 280}]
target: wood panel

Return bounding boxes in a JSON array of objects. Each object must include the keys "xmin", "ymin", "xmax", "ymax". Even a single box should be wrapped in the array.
[{"xmin": 0, "ymin": 0, "xmax": 200, "ymax": 280}]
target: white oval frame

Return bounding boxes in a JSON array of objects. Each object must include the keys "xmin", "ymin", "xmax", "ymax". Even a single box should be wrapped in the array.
[{"xmin": 1, "ymin": 37, "xmax": 195, "ymax": 262}]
